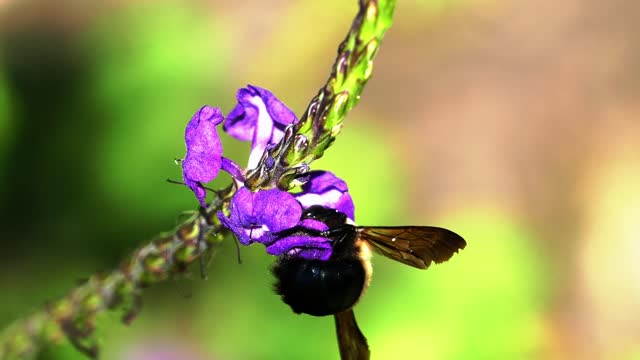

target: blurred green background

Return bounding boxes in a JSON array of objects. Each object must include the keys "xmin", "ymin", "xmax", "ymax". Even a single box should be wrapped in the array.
[{"xmin": 1, "ymin": 0, "xmax": 639, "ymax": 359}]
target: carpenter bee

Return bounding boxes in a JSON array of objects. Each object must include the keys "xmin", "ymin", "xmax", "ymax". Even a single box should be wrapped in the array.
[{"xmin": 272, "ymin": 205, "xmax": 466, "ymax": 360}]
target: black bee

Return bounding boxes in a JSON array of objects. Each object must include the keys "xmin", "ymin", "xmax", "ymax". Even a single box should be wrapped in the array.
[{"xmin": 272, "ymin": 205, "xmax": 466, "ymax": 360}]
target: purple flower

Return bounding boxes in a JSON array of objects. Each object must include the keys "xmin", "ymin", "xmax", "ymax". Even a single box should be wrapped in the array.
[
  {"xmin": 266, "ymin": 219, "xmax": 333, "ymax": 260},
  {"xmin": 218, "ymin": 171, "xmax": 354, "ymax": 260},
  {"xmin": 224, "ymin": 85, "xmax": 298, "ymax": 169},
  {"xmin": 217, "ymin": 187, "xmax": 302, "ymax": 245},
  {"xmin": 182, "ymin": 106, "xmax": 224, "ymax": 207},
  {"xmin": 179, "ymin": 89, "xmax": 357, "ymax": 263},
  {"xmin": 295, "ymin": 171, "xmax": 355, "ymax": 221}
]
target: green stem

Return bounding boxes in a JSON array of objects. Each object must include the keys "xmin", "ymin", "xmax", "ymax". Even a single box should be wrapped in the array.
[
  {"xmin": 0, "ymin": 202, "xmax": 226, "ymax": 359},
  {"xmin": 0, "ymin": 0, "xmax": 397, "ymax": 358},
  {"xmin": 245, "ymin": 0, "xmax": 397, "ymax": 190}
]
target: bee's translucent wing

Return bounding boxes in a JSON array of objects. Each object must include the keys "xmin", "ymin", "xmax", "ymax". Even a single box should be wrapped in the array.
[
  {"xmin": 358, "ymin": 226, "xmax": 466, "ymax": 269},
  {"xmin": 334, "ymin": 309, "xmax": 369, "ymax": 360}
]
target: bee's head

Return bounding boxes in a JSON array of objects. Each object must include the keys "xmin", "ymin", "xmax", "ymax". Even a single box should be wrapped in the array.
[{"xmin": 272, "ymin": 255, "xmax": 366, "ymax": 317}]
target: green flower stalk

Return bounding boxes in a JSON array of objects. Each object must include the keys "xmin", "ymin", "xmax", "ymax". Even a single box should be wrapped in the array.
[
  {"xmin": 245, "ymin": 0, "xmax": 396, "ymax": 190},
  {"xmin": 0, "ymin": 200, "xmax": 228, "ymax": 359},
  {"xmin": 0, "ymin": 0, "xmax": 397, "ymax": 358}
]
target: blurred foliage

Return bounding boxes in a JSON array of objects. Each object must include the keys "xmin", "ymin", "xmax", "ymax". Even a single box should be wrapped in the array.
[
  {"xmin": 0, "ymin": 64, "xmax": 10, "ymax": 195},
  {"xmin": 314, "ymin": 123, "xmax": 406, "ymax": 225},
  {"xmin": 0, "ymin": 66, "xmax": 9, "ymax": 145},
  {"xmin": 0, "ymin": 2, "xmax": 550, "ymax": 359},
  {"xmin": 244, "ymin": 1, "xmax": 354, "ymax": 91},
  {"xmin": 362, "ymin": 209, "xmax": 549, "ymax": 359},
  {"xmin": 1, "ymin": 0, "xmax": 638, "ymax": 359},
  {"xmin": 86, "ymin": 1, "xmax": 231, "ymax": 216}
]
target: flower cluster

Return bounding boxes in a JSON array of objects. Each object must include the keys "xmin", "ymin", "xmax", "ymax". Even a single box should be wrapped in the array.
[{"xmin": 181, "ymin": 85, "xmax": 354, "ymax": 260}]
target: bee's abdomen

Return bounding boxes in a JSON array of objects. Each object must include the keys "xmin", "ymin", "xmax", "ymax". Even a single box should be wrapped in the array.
[{"xmin": 272, "ymin": 257, "xmax": 366, "ymax": 317}]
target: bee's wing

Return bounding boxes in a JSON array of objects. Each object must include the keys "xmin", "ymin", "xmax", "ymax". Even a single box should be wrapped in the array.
[
  {"xmin": 358, "ymin": 226, "xmax": 466, "ymax": 269},
  {"xmin": 334, "ymin": 309, "xmax": 370, "ymax": 360}
]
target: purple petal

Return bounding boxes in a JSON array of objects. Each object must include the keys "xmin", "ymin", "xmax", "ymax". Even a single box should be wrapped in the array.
[
  {"xmin": 218, "ymin": 187, "xmax": 254, "ymax": 245},
  {"xmin": 249, "ymin": 85, "xmax": 297, "ymax": 126},
  {"xmin": 218, "ymin": 187, "xmax": 302, "ymax": 245},
  {"xmin": 295, "ymin": 171, "xmax": 355, "ymax": 220},
  {"xmin": 224, "ymin": 88, "xmax": 259, "ymax": 142},
  {"xmin": 334, "ymin": 194, "xmax": 355, "ymax": 222},
  {"xmin": 253, "ymin": 189, "xmax": 303, "ymax": 234},
  {"xmin": 218, "ymin": 210, "xmax": 251, "ymax": 245},
  {"xmin": 266, "ymin": 236, "xmax": 332, "ymax": 261},
  {"xmin": 302, "ymin": 171, "xmax": 349, "ymax": 193},
  {"xmin": 229, "ymin": 187, "xmax": 255, "ymax": 223},
  {"xmin": 182, "ymin": 106, "xmax": 224, "ymax": 207},
  {"xmin": 221, "ymin": 157, "xmax": 245, "ymax": 183},
  {"xmin": 299, "ymin": 218, "xmax": 329, "ymax": 232},
  {"xmin": 224, "ymin": 85, "xmax": 298, "ymax": 169},
  {"xmin": 266, "ymin": 216, "xmax": 332, "ymax": 260},
  {"xmin": 185, "ymin": 179, "xmax": 207, "ymax": 207}
]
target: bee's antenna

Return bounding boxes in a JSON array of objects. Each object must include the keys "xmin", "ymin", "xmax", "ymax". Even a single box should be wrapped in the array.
[
  {"xmin": 166, "ymin": 178, "xmax": 219, "ymax": 193},
  {"xmin": 166, "ymin": 178, "xmax": 186, "ymax": 186}
]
